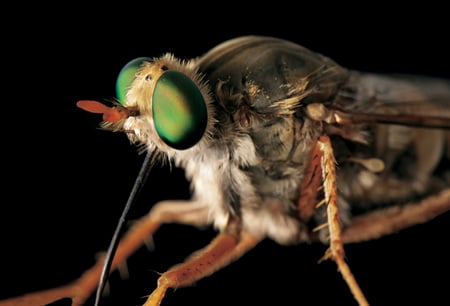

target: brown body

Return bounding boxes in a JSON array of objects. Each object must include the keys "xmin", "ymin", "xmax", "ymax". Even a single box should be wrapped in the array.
[{"xmin": 183, "ymin": 36, "xmax": 450, "ymax": 243}]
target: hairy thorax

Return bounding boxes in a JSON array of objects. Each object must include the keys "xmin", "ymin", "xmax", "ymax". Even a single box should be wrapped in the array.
[{"xmin": 180, "ymin": 114, "xmax": 323, "ymax": 245}]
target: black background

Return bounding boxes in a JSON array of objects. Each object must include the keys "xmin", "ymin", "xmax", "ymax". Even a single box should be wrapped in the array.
[{"xmin": 2, "ymin": 5, "xmax": 450, "ymax": 306}]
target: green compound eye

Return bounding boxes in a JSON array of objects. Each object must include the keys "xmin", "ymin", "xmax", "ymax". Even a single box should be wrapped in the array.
[
  {"xmin": 152, "ymin": 71, "xmax": 208, "ymax": 150},
  {"xmin": 116, "ymin": 57, "xmax": 151, "ymax": 105}
]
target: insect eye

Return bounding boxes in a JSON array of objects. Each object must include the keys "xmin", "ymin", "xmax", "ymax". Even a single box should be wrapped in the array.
[
  {"xmin": 116, "ymin": 57, "xmax": 152, "ymax": 105},
  {"xmin": 152, "ymin": 70, "xmax": 207, "ymax": 150}
]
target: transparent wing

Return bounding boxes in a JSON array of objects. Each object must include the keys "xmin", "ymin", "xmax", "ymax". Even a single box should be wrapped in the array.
[{"xmin": 331, "ymin": 72, "xmax": 450, "ymax": 128}]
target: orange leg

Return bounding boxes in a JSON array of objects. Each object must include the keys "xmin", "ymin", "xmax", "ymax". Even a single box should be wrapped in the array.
[
  {"xmin": 143, "ymin": 229, "xmax": 261, "ymax": 306},
  {"xmin": 342, "ymin": 188, "xmax": 450, "ymax": 243},
  {"xmin": 0, "ymin": 200, "xmax": 211, "ymax": 306},
  {"xmin": 297, "ymin": 137, "xmax": 324, "ymax": 222},
  {"xmin": 317, "ymin": 135, "xmax": 370, "ymax": 306}
]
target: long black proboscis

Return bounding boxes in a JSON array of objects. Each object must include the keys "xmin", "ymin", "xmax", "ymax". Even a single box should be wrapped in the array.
[{"xmin": 94, "ymin": 151, "xmax": 154, "ymax": 306}]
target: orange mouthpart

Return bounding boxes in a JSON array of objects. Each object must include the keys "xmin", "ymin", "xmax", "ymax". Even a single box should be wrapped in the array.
[{"xmin": 77, "ymin": 100, "xmax": 130, "ymax": 123}]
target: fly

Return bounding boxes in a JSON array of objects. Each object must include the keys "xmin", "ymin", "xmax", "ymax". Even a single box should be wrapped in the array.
[{"xmin": 1, "ymin": 35, "xmax": 449, "ymax": 306}]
